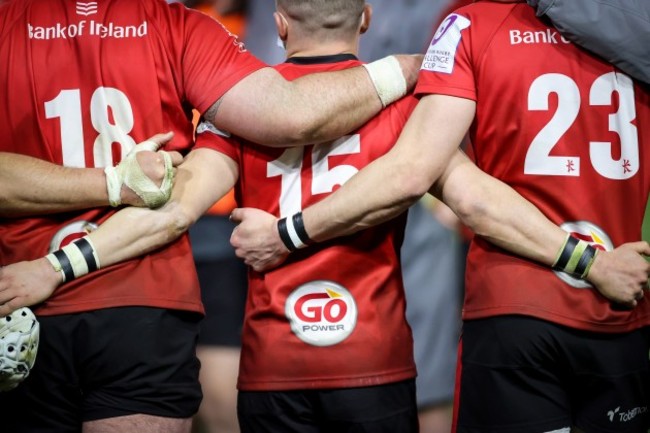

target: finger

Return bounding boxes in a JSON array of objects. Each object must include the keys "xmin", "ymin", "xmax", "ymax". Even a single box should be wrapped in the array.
[
  {"xmin": 167, "ymin": 151, "xmax": 183, "ymax": 167},
  {"xmin": 0, "ymin": 297, "xmax": 18, "ymax": 317},
  {"xmin": 0, "ymin": 291, "xmax": 13, "ymax": 305},
  {"xmin": 230, "ymin": 208, "xmax": 244, "ymax": 224},
  {"xmin": 628, "ymin": 240, "xmax": 650, "ymax": 256},
  {"xmin": 156, "ymin": 131, "xmax": 175, "ymax": 145}
]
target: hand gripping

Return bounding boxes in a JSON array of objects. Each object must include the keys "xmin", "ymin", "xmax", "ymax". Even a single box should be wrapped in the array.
[{"xmin": 104, "ymin": 140, "xmax": 174, "ymax": 209}]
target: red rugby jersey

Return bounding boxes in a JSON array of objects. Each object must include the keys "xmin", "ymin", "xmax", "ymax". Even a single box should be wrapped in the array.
[
  {"xmin": 416, "ymin": 2, "xmax": 650, "ymax": 332},
  {"xmin": 196, "ymin": 55, "xmax": 418, "ymax": 391},
  {"xmin": 0, "ymin": 0, "xmax": 264, "ymax": 315}
]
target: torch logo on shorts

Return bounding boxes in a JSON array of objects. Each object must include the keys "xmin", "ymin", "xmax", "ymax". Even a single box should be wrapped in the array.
[
  {"xmin": 49, "ymin": 220, "xmax": 99, "ymax": 252},
  {"xmin": 555, "ymin": 221, "xmax": 613, "ymax": 289},
  {"xmin": 285, "ymin": 280, "xmax": 357, "ymax": 347}
]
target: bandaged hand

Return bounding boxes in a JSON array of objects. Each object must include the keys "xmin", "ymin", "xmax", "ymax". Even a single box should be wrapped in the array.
[{"xmin": 105, "ymin": 132, "xmax": 181, "ymax": 209}]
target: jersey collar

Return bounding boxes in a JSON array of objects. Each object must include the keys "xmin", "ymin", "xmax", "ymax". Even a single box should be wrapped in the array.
[{"xmin": 285, "ymin": 54, "xmax": 359, "ymax": 65}]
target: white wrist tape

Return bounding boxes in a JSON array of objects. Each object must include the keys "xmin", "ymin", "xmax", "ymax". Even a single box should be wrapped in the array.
[
  {"xmin": 45, "ymin": 237, "xmax": 101, "ymax": 283},
  {"xmin": 362, "ymin": 55, "xmax": 408, "ymax": 107},
  {"xmin": 104, "ymin": 165, "xmax": 123, "ymax": 207},
  {"xmin": 105, "ymin": 140, "xmax": 174, "ymax": 209}
]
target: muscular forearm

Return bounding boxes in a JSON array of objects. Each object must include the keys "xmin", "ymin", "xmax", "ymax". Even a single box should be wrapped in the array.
[
  {"xmin": 212, "ymin": 55, "xmax": 422, "ymax": 147},
  {"xmin": 436, "ymin": 152, "xmax": 565, "ymax": 266},
  {"xmin": 301, "ymin": 94, "xmax": 473, "ymax": 241},
  {"xmin": 0, "ymin": 133, "xmax": 179, "ymax": 217},
  {"xmin": 87, "ymin": 201, "xmax": 190, "ymax": 267},
  {"xmin": 0, "ymin": 152, "xmax": 108, "ymax": 217},
  {"xmin": 531, "ymin": 0, "xmax": 650, "ymax": 84},
  {"xmin": 302, "ymin": 154, "xmax": 424, "ymax": 242},
  {"xmin": 88, "ymin": 148, "xmax": 237, "ymax": 268}
]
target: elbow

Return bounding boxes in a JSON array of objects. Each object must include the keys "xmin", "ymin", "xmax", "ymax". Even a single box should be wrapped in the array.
[
  {"xmin": 267, "ymin": 114, "xmax": 323, "ymax": 147},
  {"xmin": 451, "ymin": 193, "xmax": 491, "ymax": 237},
  {"xmin": 161, "ymin": 201, "xmax": 196, "ymax": 243},
  {"xmin": 398, "ymin": 170, "xmax": 431, "ymax": 205}
]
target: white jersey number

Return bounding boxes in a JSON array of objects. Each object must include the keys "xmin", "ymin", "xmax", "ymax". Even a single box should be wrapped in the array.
[
  {"xmin": 45, "ymin": 87, "xmax": 137, "ymax": 168},
  {"xmin": 267, "ymin": 135, "xmax": 361, "ymax": 216},
  {"xmin": 525, "ymin": 72, "xmax": 638, "ymax": 180}
]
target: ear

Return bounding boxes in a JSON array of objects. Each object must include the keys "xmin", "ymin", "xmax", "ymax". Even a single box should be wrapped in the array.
[
  {"xmin": 273, "ymin": 11, "xmax": 289, "ymax": 43},
  {"xmin": 360, "ymin": 4, "xmax": 372, "ymax": 34}
]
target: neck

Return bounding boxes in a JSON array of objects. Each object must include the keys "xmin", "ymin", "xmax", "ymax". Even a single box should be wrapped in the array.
[{"xmin": 285, "ymin": 38, "xmax": 359, "ymax": 59}]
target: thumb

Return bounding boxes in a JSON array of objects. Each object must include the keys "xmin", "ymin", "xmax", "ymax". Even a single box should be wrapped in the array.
[{"xmin": 135, "ymin": 131, "xmax": 175, "ymax": 153}]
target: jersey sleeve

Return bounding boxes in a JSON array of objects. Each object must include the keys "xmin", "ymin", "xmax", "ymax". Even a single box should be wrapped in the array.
[
  {"xmin": 159, "ymin": 3, "xmax": 266, "ymax": 114},
  {"xmin": 194, "ymin": 122, "xmax": 240, "ymax": 162},
  {"xmin": 415, "ymin": 12, "xmax": 477, "ymax": 101}
]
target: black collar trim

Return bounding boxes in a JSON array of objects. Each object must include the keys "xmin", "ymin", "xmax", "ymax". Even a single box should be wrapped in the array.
[{"xmin": 285, "ymin": 54, "xmax": 359, "ymax": 65}]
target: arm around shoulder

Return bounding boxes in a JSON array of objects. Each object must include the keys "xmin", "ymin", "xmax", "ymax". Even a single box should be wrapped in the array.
[{"xmin": 210, "ymin": 54, "xmax": 423, "ymax": 147}]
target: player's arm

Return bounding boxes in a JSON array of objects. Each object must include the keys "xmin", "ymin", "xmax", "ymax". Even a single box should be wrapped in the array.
[
  {"xmin": 528, "ymin": 0, "xmax": 649, "ymax": 84},
  {"xmin": 86, "ymin": 147, "xmax": 237, "ymax": 266},
  {"xmin": 434, "ymin": 151, "xmax": 650, "ymax": 308},
  {"xmin": 0, "ymin": 133, "xmax": 182, "ymax": 217},
  {"xmin": 0, "ymin": 153, "xmax": 108, "ymax": 216},
  {"xmin": 229, "ymin": 94, "xmax": 471, "ymax": 268},
  {"xmin": 230, "ymin": 94, "xmax": 649, "ymax": 306},
  {"xmin": 230, "ymin": 94, "xmax": 469, "ymax": 256},
  {"xmin": 0, "ymin": 147, "xmax": 238, "ymax": 316},
  {"xmin": 209, "ymin": 55, "xmax": 423, "ymax": 147}
]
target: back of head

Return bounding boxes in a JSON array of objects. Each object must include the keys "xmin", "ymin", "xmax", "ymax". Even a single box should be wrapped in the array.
[{"xmin": 276, "ymin": 0, "xmax": 365, "ymax": 40}]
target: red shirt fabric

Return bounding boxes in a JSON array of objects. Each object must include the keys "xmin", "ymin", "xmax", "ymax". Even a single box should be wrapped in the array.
[
  {"xmin": 416, "ymin": 2, "xmax": 650, "ymax": 333},
  {"xmin": 0, "ymin": 0, "xmax": 265, "ymax": 316},
  {"xmin": 196, "ymin": 57, "xmax": 418, "ymax": 391}
]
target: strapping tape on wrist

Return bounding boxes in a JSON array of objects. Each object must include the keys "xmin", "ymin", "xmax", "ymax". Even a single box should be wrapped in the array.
[
  {"xmin": 552, "ymin": 234, "xmax": 598, "ymax": 279},
  {"xmin": 277, "ymin": 212, "xmax": 312, "ymax": 252},
  {"xmin": 362, "ymin": 56, "xmax": 408, "ymax": 108},
  {"xmin": 45, "ymin": 237, "xmax": 101, "ymax": 283}
]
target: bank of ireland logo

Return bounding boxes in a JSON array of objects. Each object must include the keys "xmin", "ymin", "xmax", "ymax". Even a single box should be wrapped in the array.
[
  {"xmin": 554, "ymin": 221, "xmax": 613, "ymax": 288},
  {"xmin": 285, "ymin": 281, "xmax": 357, "ymax": 347},
  {"xmin": 76, "ymin": 2, "xmax": 98, "ymax": 16}
]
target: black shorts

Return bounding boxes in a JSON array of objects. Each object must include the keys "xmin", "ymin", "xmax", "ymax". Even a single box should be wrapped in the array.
[
  {"xmin": 237, "ymin": 379, "xmax": 418, "ymax": 433},
  {"xmin": 190, "ymin": 214, "xmax": 248, "ymax": 347},
  {"xmin": 0, "ymin": 307, "xmax": 203, "ymax": 433},
  {"xmin": 195, "ymin": 255, "xmax": 248, "ymax": 347},
  {"xmin": 455, "ymin": 316, "xmax": 650, "ymax": 433}
]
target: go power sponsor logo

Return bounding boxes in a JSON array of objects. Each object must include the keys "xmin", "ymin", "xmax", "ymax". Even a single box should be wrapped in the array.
[
  {"xmin": 607, "ymin": 406, "xmax": 648, "ymax": 424},
  {"xmin": 555, "ymin": 221, "xmax": 612, "ymax": 289},
  {"xmin": 285, "ymin": 281, "xmax": 357, "ymax": 347}
]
